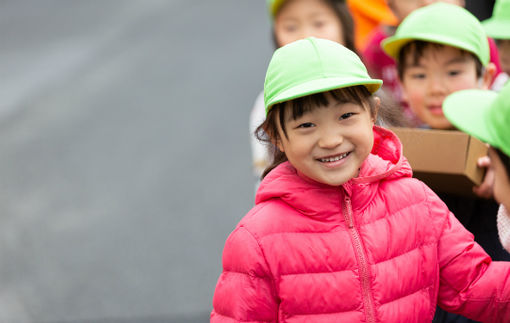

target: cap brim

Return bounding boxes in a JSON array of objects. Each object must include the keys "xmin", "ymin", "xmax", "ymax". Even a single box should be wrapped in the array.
[
  {"xmin": 382, "ymin": 34, "xmax": 488, "ymax": 64},
  {"xmin": 483, "ymin": 19, "xmax": 510, "ymax": 39},
  {"xmin": 382, "ymin": 37, "xmax": 414, "ymax": 61},
  {"xmin": 266, "ymin": 77, "xmax": 383, "ymax": 113},
  {"xmin": 443, "ymin": 89, "xmax": 498, "ymax": 145}
]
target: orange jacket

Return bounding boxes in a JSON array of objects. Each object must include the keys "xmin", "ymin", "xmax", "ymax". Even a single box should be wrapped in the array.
[{"xmin": 347, "ymin": 0, "xmax": 397, "ymax": 51}]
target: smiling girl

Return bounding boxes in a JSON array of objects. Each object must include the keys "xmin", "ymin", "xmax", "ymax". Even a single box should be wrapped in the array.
[
  {"xmin": 211, "ymin": 37, "xmax": 510, "ymax": 322},
  {"xmin": 250, "ymin": 0, "xmax": 356, "ymax": 184}
]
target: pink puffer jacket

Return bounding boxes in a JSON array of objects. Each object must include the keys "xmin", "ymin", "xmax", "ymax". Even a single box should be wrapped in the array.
[{"xmin": 211, "ymin": 126, "xmax": 510, "ymax": 322}]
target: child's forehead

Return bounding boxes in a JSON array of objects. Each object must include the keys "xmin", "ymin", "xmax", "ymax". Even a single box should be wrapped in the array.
[
  {"xmin": 283, "ymin": 99, "xmax": 364, "ymax": 120},
  {"xmin": 276, "ymin": 0, "xmax": 331, "ymax": 17}
]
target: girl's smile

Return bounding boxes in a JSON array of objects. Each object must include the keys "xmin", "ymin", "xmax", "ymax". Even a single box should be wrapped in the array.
[
  {"xmin": 316, "ymin": 151, "xmax": 352, "ymax": 168},
  {"xmin": 427, "ymin": 104, "xmax": 444, "ymax": 116}
]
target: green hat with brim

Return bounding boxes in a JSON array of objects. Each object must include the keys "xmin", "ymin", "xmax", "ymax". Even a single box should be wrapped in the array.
[
  {"xmin": 382, "ymin": 2, "xmax": 490, "ymax": 66},
  {"xmin": 264, "ymin": 37, "xmax": 382, "ymax": 114},
  {"xmin": 482, "ymin": 0, "xmax": 510, "ymax": 40},
  {"xmin": 443, "ymin": 82, "xmax": 510, "ymax": 157}
]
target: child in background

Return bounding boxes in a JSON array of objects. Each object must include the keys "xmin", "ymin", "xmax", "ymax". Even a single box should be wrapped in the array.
[
  {"xmin": 382, "ymin": 3, "xmax": 509, "ymax": 322},
  {"xmin": 362, "ymin": 0, "xmax": 502, "ymax": 127},
  {"xmin": 250, "ymin": 0, "xmax": 356, "ymax": 183},
  {"xmin": 444, "ymin": 83, "xmax": 510, "ymax": 253},
  {"xmin": 212, "ymin": 37, "xmax": 510, "ymax": 322},
  {"xmin": 483, "ymin": 0, "xmax": 510, "ymax": 91}
]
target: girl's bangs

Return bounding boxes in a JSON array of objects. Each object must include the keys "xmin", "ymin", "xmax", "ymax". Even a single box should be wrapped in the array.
[{"xmin": 286, "ymin": 85, "xmax": 372, "ymax": 121}]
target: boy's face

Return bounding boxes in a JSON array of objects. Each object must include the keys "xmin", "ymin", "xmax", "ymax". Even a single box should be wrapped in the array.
[
  {"xmin": 400, "ymin": 45, "xmax": 490, "ymax": 129},
  {"xmin": 276, "ymin": 93, "xmax": 376, "ymax": 186},
  {"xmin": 489, "ymin": 148, "xmax": 510, "ymax": 210},
  {"xmin": 387, "ymin": 0, "xmax": 465, "ymax": 22},
  {"xmin": 496, "ymin": 39, "xmax": 510, "ymax": 76},
  {"xmin": 274, "ymin": 0, "xmax": 344, "ymax": 47}
]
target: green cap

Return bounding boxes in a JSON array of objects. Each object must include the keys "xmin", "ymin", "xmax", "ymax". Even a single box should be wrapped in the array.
[
  {"xmin": 443, "ymin": 82, "xmax": 510, "ymax": 157},
  {"xmin": 482, "ymin": 0, "xmax": 510, "ymax": 40},
  {"xmin": 382, "ymin": 2, "xmax": 490, "ymax": 66},
  {"xmin": 264, "ymin": 37, "xmax": 382, "ymax": 114},
  {"xmin": 267, "ymin": 0, "xmax": 285, "ymax": 18}
]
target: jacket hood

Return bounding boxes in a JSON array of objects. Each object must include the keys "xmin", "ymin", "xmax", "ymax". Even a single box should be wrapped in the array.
[{"xmin": 255, "ymin": 126, "xmax": 412, "ymax": 217}]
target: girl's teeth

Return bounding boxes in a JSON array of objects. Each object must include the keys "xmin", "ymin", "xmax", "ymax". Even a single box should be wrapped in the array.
[{"xmin": 320, "ymin": 152, "xmax": 348, "ymax": 162}]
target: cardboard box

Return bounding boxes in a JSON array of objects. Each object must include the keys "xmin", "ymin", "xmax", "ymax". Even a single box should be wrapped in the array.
[{"xmin": 390, "ymin": 127, "xmax": 488, "ymax": 197}]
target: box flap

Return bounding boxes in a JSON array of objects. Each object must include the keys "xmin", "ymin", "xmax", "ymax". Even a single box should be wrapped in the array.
[
  {"xmin": 390, "ymin": 127, "xmax": 488, "ymax": 196},
  {"xmin": 391, "ymin": 127, "xmax": 469, "ymax": 175}
]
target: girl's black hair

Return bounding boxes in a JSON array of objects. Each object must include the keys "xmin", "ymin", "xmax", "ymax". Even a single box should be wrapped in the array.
[
  {"xmin": 495, "ymin": 148, "xmax": 510, "ymax": 179},
  {"xmin": 255, "ymin": 86, "xmax": 376, "ymax": 178},
  {"xmin": 272, "ymin": 0, "xmax": 356, "ymax": 53},
  {"xmin": 397, "ymin": 40, "xmax": 484, "ymax": 80}
]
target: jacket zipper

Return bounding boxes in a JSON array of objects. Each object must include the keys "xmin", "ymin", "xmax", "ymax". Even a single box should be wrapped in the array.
[{"xmin": 343, "ymin": 195, "xmax": 376, "ymax": 323}]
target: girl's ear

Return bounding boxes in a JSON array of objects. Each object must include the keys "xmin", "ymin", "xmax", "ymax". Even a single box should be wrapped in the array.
[
  {"xmin": 372, "ymin": 96, "xmax": 381, "ymax": 123},
  {"xmin": 480, "ymin": 63, "xmax": 496, "ymax": 90},
  {"xmin": 274, "ymin": 137, "xmax": 285, "ymax": 152}
]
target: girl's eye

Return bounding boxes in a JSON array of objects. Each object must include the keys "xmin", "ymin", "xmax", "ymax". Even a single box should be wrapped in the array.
[
  {"xmin": 448, "ymin": 70, "xmax": 461, "ymax": 77},
  {"xmin": 297, "ymin": 122, "xmax": 314, "ymax": 128},
  {"xmin": 284, "ymin": 24, "xmax": 298, "ymax": 32},
  {"xmin": 411, "ymin": 73, "xmax": 426, "ymax": 79},
  {"xmin": 313, "ymin": 21, "xmax": 325, "ymax": 28},
  {"xmin": 339, "ymin": 112, "xmax": 355, "ymax": 120}
]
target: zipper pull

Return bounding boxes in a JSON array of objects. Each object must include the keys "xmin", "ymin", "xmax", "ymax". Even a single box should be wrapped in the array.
[{"xmin": 344, "ymin": 196, "xmax": 354, "ymax": 228}]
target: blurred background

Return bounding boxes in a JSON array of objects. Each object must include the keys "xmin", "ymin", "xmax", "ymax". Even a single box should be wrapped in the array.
[
  {"xmin": 0, "ymin": 1, "xmax": 496, "ymax": 322},
  {"xmin": 0, "ymin": 0, "xmax": 272, "ymax": 322}
]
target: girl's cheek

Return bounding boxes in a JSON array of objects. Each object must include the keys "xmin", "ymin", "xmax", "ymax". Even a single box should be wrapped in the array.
[
  {"xmin": 407, "ymin": 89, "xmax": 424, "ymax": 105},
  {"xmin": 493, "ymin": 180, "xmax": 504, "ymax": 206},
  {"xmin": 494, "ymin": 167, "xmax": 510, "ymax": 207},
  {"xmin": 451, "ymin": 76, "xmax": 478, "ymax": 91}
]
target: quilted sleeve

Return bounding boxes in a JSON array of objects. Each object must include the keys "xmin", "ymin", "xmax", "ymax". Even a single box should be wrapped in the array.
[
  {"xmin": 429, "ymin": 189, "xmax": 510, "ymax": 322},
  {"xmin": 211, "ymin": 226, "xmax": 278, "ymax": 322}
]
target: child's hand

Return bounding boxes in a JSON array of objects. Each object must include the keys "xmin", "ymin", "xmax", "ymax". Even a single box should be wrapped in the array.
[{"xmin": 473, "ymin": 156, "xmax": 494, "ymax": 199}]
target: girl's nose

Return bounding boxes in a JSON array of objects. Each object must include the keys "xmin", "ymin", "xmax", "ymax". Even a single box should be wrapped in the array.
[
  {"xmin": 318, "ymin": 128, "xmax": 343, "ymax": 149},
  {"xmin": 302, "ymin": 21, "xmax": 324, "ymax": 40},
  {"xmin": 300, "ymin": 27, "xmax": 314, "ymax": 40},
  {"xmin": 427, "ymin": 75, "xmax": 446, "ymax": 96}
]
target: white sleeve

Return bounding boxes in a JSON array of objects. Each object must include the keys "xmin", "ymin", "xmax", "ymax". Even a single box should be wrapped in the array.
[
  {"xmin": 491, "ymin": 72, "xmax": 509, "ymax": 92},
  {"xmin": 497, "ymin": 204, "xmax": 510, "ymax": 253},
  {"xmin": 249, "ymin": 91, "xmax": 270, "ymax": 178}
]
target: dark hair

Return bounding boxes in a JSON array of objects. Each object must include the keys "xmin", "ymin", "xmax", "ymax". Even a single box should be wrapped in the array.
[
  {"xmin": 495, "ymin": 148, "xmax": 510, "ymax": 179},
  {"xmin": 373, "ymin": 89, "xmax": 410, "ymax": 127},
  {"xmin": 397, "ymin": 40, "xmax": 484, "ymax": 80},
  {"xmin": 255, "ymin": 86, "xmax": 376, "ymax": 178},
  {"xmin": 271, "ymin": 0, "xmax": 356, "ymax": 53},
  {"xmin": 495, "ymin": 39, "xmax": 510, "ymax": 46}
]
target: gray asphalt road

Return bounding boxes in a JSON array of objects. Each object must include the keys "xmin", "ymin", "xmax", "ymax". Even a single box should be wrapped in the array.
[{"xmin": 0, "ymin": 1, "xmax": 273, "ymax": 322}]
